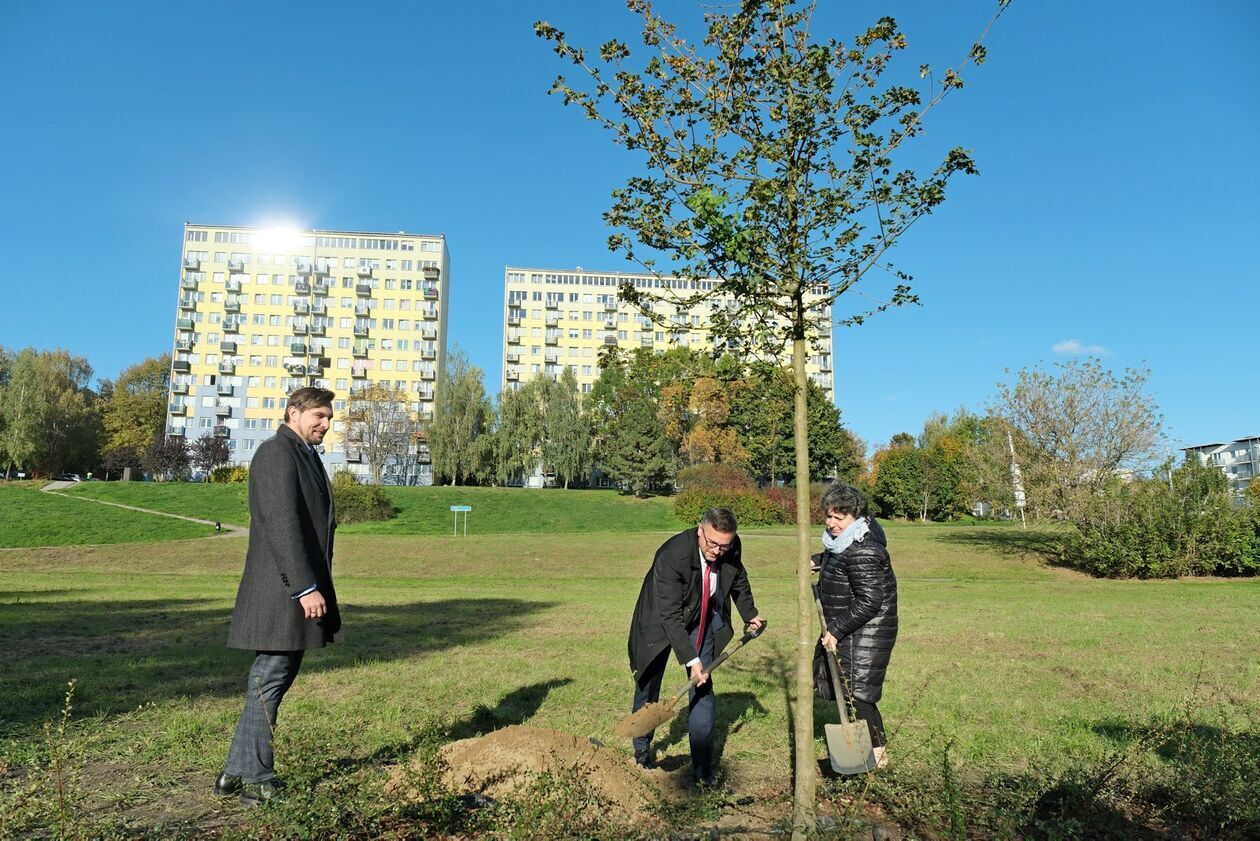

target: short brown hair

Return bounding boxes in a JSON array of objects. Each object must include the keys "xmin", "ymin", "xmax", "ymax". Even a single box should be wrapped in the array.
[
  {"xmin": 284, "ymin": 386, "xmax": 335, "ymax": 423},
  {"xmin": 701, "ymin": 507, "xmax": 738, "ymax": 534}
]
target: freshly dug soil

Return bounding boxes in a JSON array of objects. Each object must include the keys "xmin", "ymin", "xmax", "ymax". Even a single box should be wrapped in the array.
[{"xmin": 389, "ymin": 725, "xmax": 664, "ymax": 825}]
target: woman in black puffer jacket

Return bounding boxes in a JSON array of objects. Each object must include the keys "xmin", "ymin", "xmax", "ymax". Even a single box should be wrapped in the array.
[{"xmin": 817, "ymin": 482, "xmax": 898, "ymax": 767}]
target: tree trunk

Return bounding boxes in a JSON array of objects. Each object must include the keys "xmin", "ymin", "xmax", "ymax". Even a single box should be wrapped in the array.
[{"xmin": 790, "ymin": 334, "xmax": 816, "ymax": 837}]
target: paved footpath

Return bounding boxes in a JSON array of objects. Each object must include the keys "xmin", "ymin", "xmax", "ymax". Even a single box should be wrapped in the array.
[{"xmin": 41, "ymin": 482, "xmax": 249, "ymax": 539}]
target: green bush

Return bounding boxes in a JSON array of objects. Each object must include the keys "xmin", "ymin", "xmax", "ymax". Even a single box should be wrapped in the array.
[
  {"xmin": 673, "ymin": 489, "xmax": 787, "ymax": 527},
  {"xmin": 331, "ymin": 471, "xmax": 396, "ymax": 525},
  {"xmin": 208, "ymin": 465, "xmax": 249, "ymax": 483},
  {"xmin": 1061, "ymin": 457, "xmax": 1259, "ymax": 578},
  {"xmin": 676, "ymin": 463, "xmax": 755, "ymax": 493}
]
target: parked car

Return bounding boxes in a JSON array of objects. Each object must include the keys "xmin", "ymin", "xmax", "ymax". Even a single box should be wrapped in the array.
[{"xmin": 55, "ymin": 473, "xmax": 83, "ymax": 482}]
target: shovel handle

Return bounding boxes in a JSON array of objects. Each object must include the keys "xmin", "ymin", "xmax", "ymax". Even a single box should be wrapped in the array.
[
  {"xmin": 663, "ymin": 621, "xmax": 767, "ymax": 707},
  {"xmin": 812, "ymin": 583, "xmax": 854, "ymax": 726}
]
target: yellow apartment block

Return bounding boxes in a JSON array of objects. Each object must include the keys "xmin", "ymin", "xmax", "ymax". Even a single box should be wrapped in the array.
[
  {"xmin": 501, "ymin": 266, "xmax": 834, "ymax": 397},
  {"xmin": 169, "ymin": 224, "xmax": 450, "ymax": 484}
]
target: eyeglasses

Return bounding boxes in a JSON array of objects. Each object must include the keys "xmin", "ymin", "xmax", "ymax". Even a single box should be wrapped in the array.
[{"xmin": 699, "ymin": 527, "xmax": 734, "ymax": 554}]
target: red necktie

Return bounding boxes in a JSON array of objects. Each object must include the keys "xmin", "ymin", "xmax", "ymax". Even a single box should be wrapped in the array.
[{"xmin": 695, "ymin": 561, "xmax": 712, "ymax": 655}]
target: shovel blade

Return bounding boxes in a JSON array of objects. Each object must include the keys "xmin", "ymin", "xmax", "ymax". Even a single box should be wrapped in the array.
[
  {"xmin": 824, "ymin": 722, "xmax": 876, "ymax": 775},
  {"xmin": 615, "ymin": 701, "xmax": 678, "ymax": 740}
]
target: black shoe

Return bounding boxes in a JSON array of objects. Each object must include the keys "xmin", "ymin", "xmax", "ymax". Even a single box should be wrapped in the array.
[
  {"xmin": 634, "ymin": 751, "xmax": 657, "ymax": 769},
  {"xmin": 239, "ymin": 779, "xmax": 286, "ymax": 807},
  {"xmin": 214, "ymin": 772, "xmax": 241, "ymax": 797},
  {"xmin": 693, "ymin": 769, "xmax": 719, "ymax": 789}
]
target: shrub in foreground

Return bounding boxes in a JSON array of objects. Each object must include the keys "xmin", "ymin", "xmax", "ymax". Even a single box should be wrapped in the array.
[{"xmin": 331, "ymin": 471, "xmax": 396, "ymax": 525}]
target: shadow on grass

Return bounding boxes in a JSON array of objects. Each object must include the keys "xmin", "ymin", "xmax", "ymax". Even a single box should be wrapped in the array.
[
  {"xmin": 936, "ymin": 527, "xmax": 1066, "ymax": 564},
  {"xmin": 653, "ymin": 690, "xmax": 768, "ymax": 775},
  {"xmin": 0, "ymin": 596, "xmax": 556, "ymax": 733},
  {"xmin": 448, "ymin": 678, "xmax": 576, "ymax": 741}
]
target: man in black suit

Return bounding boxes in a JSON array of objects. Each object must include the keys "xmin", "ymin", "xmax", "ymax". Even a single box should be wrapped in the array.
[
  {"xmin": 215, "ymin": 386, "xmax": 340, "ymax": 806},
  {"xmin": 628, "ymin": 507, "xmax": 764, "ymax": 786}
]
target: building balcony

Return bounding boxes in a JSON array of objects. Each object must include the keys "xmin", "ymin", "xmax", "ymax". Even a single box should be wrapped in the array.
[
  {"xmin": 225, "ymin": 279, "xmax": 242, "ymax": 294},
  {"xmin": 641, "ymin": 336, "xmax": 655, "ymax": 347},
  {"xmin": 354, "ymin": 304, "xmax": 372, "ymax": 316},
  {"xmin": 308, "ymin": 323, "xmax": 326, "ymax": 336},
  {"xmin": 223, "ymin": 319, "xmax": 240, "ymax": 333},
  {"xmin": 604, "ymin": 336, "xmax": 618, "ymax": 345},
  {"xmin": 604, "ymin": 318, "xmax": 617, "ymax": 329},
  {"xmin": 313, "ymin": 262, "xmax": 331, "ymax": 277},
  {"xmin": 296, "ymin": 261, "xmax": 314, "ymax": 275},
  {"xmin": 416, "ymin": 448, "xmax": 431, "ymax": 464},
  {"xmin": 418, "ymin": 411, "xmax": 433, "ymax": 423},
  {"xmin": 180, "ymin": 276, "xmax": 198, "ymax": 290},
  {"xmin": 219, "ymin": 340, "xmax": 237, "ymax": 354},
  {"xmin": 345, "ymin": 450, "xmax": 362, "ymax": 463},
  {"xmin": 219, "ymin": 362, "xmax": 236, "ymax": 375},
  {"xmin": 423, "ymin": 287, "xmax": 438, "ymax": 299},
  {"xmin": 352, "ymin": 343, "xmax": 368, "ymax": 358},
  {"xmin": 417, "ymin": 389, "xmax": 434, "ymax": 401},
  {"xmin": 507, "ymin": 334, "xmax": 521, "ymax": 345},
  {"xmin": 355, "ymin": 283, "xmax": 372, "ymax": 297},
  {"xmin": 291, "ymin": 342, "xmax": 308, "ymax": 355},
  {"xmin": 224, "ymin": 299, "xmax": 241, "ymax": 313},
  {"xmin": 545, "ymin": 300, "xmax": 560, "ymax": 310},
  {"xmin": 421, "ymin": 349, "xmax": 436, "ymax": 360},
  {"xmin": 422, "ymin": 265, "xmax": 441, "ymax": 281},
  {"xmin": 351, "ymin": 367, "xmax": 369, "ymax": 379},
  {"xmin": 544, "ymin": 354, "xmax": 558, "ymax": 364},
  {"xmin": 293, "ymin": 301, "xmax": 309, "ymax": 315},
  {"xmin": 353, "ymin": 323, "xmax": 369, "ymax": 338},
  {"xmin": 174, "ymin": 339, "xmax": 194, "ymax": 352},
  {"xmin": 213, "ymin": 425, "xmax": 229, "ymax": 437},
  {"xmin": 421, "ymin": 370, "xmax": 436, "ymax": 381},
  {"xmin": 295, "ymin": 280, "xmax": 311, "ymax": 295},
  {"xmin": 287, "ymin": 364, "xmax": 307, "ymax": 376},
  {"xmin": 421, "ymin": 309, "xmax": 438, "ymax": 321},
  {"xmin": 176, "ymin": 317, "xmax": 195, "ymax": 331},
  {"xmin": 214, "ymin": 403, "xmax": 232, "ymax": 417},
  {"xmin": 357, "ymin": 266, "xmax": 374, "ymax": 279},
  {"xmin": 545, "ymin": 315, "xmax": 560, "ymax": 327},
  {"xmin": 420, "ymin": 328, "xmax": 437, "ymax": 340},
  {"xmin": 604, "ymin": 300, "xmax": 617, "ymax": 312},
  {"xmin": 292, "ymin": 322, "xmax": 309, "ymax": 335},
  {"xmin": 506, "ymin": 370, "xmax": 519, "ymax": 381},
  {"xmin": 182, "ymin": 257, "xmax": 201, "ymax": 271},
  {"xmin": 545, "ymin": 334, "xmax": 560, "ymax": 346},
  {"xmin": 507, "ymin": 315, "xmax": 521, "ymax": 326},
  {"xmin": 168, "ymin": 403, "xmax": 186, "ymax": 415},
  {"xmin": 171, "ymin": 383, "xmax": 189, "ymax": 395},
  {"xmin": 312, "ymin": 281, "xmax": 330, "ymax": 296},
  {"xmin": 168, "ymin": 426, "xmax": 186, "ymax": 437},
  {"xmin": 172, "ymin": 359, "xmax": 191, "ymax": 373},
  {"xmin": 506, "ymin": 352, "xmax": 521, "ymax": 363},
  {"xmin": 309, "ymin": 302, "xmax": 326, "ymax": 315},
  {"xmin": 179, "ymin": 298, "xmax": 197, "ymax": 311},
  {"xmin": 227, "ymin": 259, "xmax": 245, "ymax": 273},
  {"xmin": 217, "ymin": 383, "xmax": 233, "ymax": 396}
]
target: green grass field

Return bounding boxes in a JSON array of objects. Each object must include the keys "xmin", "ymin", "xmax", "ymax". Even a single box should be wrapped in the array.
[
  {"xmin": 0, "ymin": 485, "xmax": 213, "ymax": 547},
  {"xmin": 64, "ymin": 481, "xmax": 685, "ymax": 535},
  {"xmin": 1, "ymin": 496, "xmax": 1257, "ymax": 837}
]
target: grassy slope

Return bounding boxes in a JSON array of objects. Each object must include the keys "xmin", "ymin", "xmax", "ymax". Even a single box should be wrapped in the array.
[
  {"xmin": 0, "ymin": 486, "xmax": 212, "ymax": 547},
  {"xmin": 65, "ymin": 481, "xmax": 686, "ymax": 534}
]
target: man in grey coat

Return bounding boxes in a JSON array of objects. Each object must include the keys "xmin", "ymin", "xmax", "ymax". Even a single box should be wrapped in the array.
[
  {"xmin": 215, "ymin": 386, "xmax": 340, "ymax": 806},
  {"xmin": 628, "ymin": 507, "xmax": 764, "ymax": 786}
]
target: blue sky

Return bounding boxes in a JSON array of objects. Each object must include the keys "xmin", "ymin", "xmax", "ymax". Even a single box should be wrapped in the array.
[{"xmin": 1, "ymin": 0, "xmax": 1256, "ymax": 454}]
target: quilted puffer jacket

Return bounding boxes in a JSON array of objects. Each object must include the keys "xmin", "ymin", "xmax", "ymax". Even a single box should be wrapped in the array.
[{"xmin": 818, "ymin": 517, "xmax": 898, "ymax": 704}]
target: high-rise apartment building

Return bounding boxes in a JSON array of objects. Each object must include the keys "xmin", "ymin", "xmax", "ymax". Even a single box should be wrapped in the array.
[
  {"xmin": 170, "ymin": 224, "xmax": 450, "ymax": 483},
  {"xmin": 501, "ymin": 266, "xmax": 834, "ymax": 396}
]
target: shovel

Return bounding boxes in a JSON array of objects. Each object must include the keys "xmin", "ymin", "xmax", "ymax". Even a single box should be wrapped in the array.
[
  {"xmin": 616, "ymin": 621, "xmax": 767, "ymax": 740},
  {"xmin": 813, "ymin": 583, "xmax": 876, "ymax": 774}
]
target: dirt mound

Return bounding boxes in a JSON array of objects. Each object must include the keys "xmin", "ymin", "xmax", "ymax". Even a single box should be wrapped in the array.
[{"xmin": 389, "ymin": 725, "xmax": 663, "ymax": 825}]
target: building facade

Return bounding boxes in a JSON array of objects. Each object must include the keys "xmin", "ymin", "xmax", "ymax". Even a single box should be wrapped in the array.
[
  {"xmin": 500, "ymin": 266, "xmax": 834, "ymax": 396},
  {"xmin": 1182, "ymin": 437, "xmax": 1259, "ymax": 496},
  {"xmin": 169, "ymin": 224, "xmax": 450, "ymax": 484}
]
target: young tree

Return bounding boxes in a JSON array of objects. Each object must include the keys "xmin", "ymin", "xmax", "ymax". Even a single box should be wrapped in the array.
[
  {"xmin": 543, "ymin": 367, "xmax": 592, "ymax": 488},
  {"xmin": 602, "ymin": 390, "xmax": 675, "ymax": 497},
  {"xmin": 102, "ymin": 354, "xmax": 170, "ymax": 460},
  {"xmin": 345, "ymin": 384, "xmax": 416, "ymax": 484},
  {"xmin": 429, "ymin": 348, "xmax": 492, "ymax": 485},
  {"xmin": 100, "ymin": 445, "xmax": 141, "ymax": 481},
  {"xmin": 536, "ymin": 2, "xmax": 1008, "ymax": 826},
  {"xmin": 190, "ymin": 434, "xmax": 232, "ymax": 479},
  {"xmin": 495, "ymin": 375, "xmax": 548, "ymax": 485},
  {"xmin": 995, "ymin": 358, "xmax": 1164, "ymax": 520},
  {"xmin": 143, "ymin": 435, "xmax": 190, "ymax": 482}
]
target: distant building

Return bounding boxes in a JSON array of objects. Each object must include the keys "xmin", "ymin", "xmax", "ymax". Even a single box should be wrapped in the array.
[
  {"xmin": 500, "ymin": 266, "xmax": 833, "ymax": 397},
  {"xmin": 1182, "ymin": 437, "xmax": 1259, "ymax": 496},
  {"xmin": 169, "ymin": 223, "xmax": 450, "ymax": 484}
]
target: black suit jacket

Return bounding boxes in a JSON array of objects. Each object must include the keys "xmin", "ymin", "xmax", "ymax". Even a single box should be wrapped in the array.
[
  {"xmin": 227, "ymin": 424, "xmax": 341, "ymax": 651},
  {"xmin": 628, "ymin": 528, "xmax": 758, "ymax": 681}
]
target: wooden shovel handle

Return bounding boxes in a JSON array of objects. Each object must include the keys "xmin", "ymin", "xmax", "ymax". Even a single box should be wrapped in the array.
[
  {"xmin": 812, "ymin": 582, "xmax": 853, "ymax": 726},
  {"xmin": 663, "ymin": 621, "xmax": 767, "ymax": 708}
]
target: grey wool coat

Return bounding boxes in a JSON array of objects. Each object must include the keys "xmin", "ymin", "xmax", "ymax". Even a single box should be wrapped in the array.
[
  {"xmin": 227, "ymin": 424, "xmax": 341, "ymax": 651},
  {"xmin": 628, "ymin": 528, "xmax": 759, "ymax": 682}
]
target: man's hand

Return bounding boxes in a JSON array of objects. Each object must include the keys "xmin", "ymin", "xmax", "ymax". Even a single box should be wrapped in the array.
[
  {"xmin": 299, "ymin": 590, "xmax": 327, "ymax": 620},
  {"xmin": 746, "ymin": 615, "xmax": 766, "ymax": 632},
  {"xmin": 689, "ymin": 662, "xmax": 710, "ymax": 687},
  {"xmin": 820, "ymin": 630, "xmax": 838, "ymax": 652}
]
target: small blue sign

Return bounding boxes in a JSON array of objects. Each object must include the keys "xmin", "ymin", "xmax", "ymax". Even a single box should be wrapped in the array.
[{"xmin": 450, "ymin": 505, "xmax": 472, "ymax": 512}]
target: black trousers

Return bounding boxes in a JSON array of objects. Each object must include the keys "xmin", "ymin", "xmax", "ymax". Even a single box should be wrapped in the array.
[
  {"xmin": 631, "ymin": 613, "xmax": 722, "ymax": 778},
  {"xmin": 850, "ymin": 697, "xmax": 886, "ymax": 748}
]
